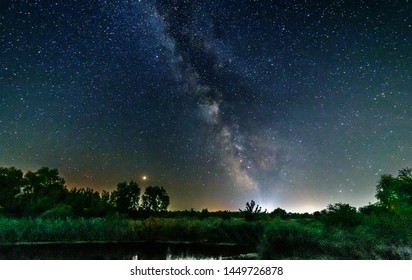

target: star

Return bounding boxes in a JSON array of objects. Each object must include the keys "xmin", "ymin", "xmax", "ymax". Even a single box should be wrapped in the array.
[{"xmin": 0, "ymin": 0, "xmax": 410, "ymax": 212}]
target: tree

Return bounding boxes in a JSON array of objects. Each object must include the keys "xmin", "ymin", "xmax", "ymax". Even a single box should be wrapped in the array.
[
  {"xmin": 24, "ymin": 167, "xmax": 66, "ymax": 197},
  {"xmin": 376, "ymin": 168, "xmax": 412, "ymax": 211},
  {"xmin": 239, "ymin": 200, "xmax": 265, "ymax": 221},
  {"xmin": 358, "ymin": 203, "xmax": 385, "ymax": 215},
  {"xmin": 65, "ymin": 187, "xmax": 111, "ymax": 217},
  {"xmin": 101, "ymin": 190, "xmax": 111, "ymax": 205},
  {"xmin": 200, "ymin": 208, "xmax": 209, "ymax": 219},
  {"xmin": 271, "ymin": 207, "xmax": 287, "ymax": 219},
  {"xmin": 376, "ymin": 174, "xmax": 397, "ymax": 210},
  {"xmin": 111, "ymin": 181, "xmax": 140, "ymax": 215},
  {"xmin": 0, "ymin": 166, "xmax": 25, "ymax": 209},
  {"xmin": 141, "ymin": 186, "xmax": 170, "ymax": 212},
  {"xmin": 17, "ymin": 167, "xmax": 68, "ymax": 216},
  {"xmin": 321, "ymin": 203, "xmax": 362, "ymax": 228}
]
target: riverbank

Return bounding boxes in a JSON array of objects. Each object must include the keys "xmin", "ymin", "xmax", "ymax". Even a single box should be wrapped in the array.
[
  {"xmin": 0, "ymin": 240, "xmax": 254, "ymax": 260},
  {"xmin": 0, "ymin": 216, "xmax": 262, "ymax": 245},
  {"xmin": 0, "ymin": 216, "xmax": 411, "ymax": 259}
]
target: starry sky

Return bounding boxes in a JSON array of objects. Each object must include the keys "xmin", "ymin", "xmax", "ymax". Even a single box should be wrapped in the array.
[{"xmin": 1, "ymin": 0, "xmax": 411, "ymax": 212}]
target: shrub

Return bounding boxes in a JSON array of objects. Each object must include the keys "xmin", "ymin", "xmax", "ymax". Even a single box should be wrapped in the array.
[
  {"xmin": 321, "ymin": 203, "xmax": 362, "ymax": 228},
  {"xmin": 258, "ymin": 220, "xmax": 324, "ymax": 259},
  {"xmin": 40, "ymin": 205, "xmax": 73, "ymax": 219}
]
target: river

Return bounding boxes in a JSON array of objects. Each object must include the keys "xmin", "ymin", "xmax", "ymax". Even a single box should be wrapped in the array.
[{"xmin": 0, "ymin": 241, "xmax": 255, "ymax": 260}]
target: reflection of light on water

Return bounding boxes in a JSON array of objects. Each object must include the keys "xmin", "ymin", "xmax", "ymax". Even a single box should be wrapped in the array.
[
  {"xmin": 131, "ymin": 247, "xmax": 222, "ymax": 260},
  {"xmin": 166, "ymin": 253, "xmax": 221, "ymax": 260},
  {"xmin": 165, "ymin": 247, "xmax": 221, "ymax": 260},
  {"xmin": 131, "ymin": 254, "xmax": 220, "ymax": 260}
]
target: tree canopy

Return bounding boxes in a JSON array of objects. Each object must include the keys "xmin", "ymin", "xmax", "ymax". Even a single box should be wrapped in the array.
[
  {"xmin": 0, "ymin": 167, "xmax": 25, "ymax": 208},
  {"xmin": 111, "ymin": 181, "xmax": 140, "ymax": 215},
  {"xmin": 2, "ymin": 164, "xmax": 411, "ymax": 219},
  {"xmin": 376, "ymin": 168, "xmax": 412, "ymax": 211},
  {"xmin": 0, "ymin": 165, "xmax": 171, "ymax": 218},
  {"xmin": 141, "ymin": 186, "xmax": 170, "ymax": 212}
]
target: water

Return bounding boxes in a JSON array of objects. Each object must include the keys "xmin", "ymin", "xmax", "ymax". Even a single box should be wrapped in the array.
[{"xmin": 0, "ymin": 242, "xmax": 252, "ymax": 260}]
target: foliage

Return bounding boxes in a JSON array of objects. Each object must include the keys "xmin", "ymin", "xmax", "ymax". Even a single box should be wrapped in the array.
[
  {"xmin": 376, "ymin": 168, "xmax": 412, "ymax": 211},
  {"xmin": 0, "ymin": 165, "xmax": 411, "ymax": 260},
  {"xmin": 320, "ymin": 203, "xmax": 362, "ymax": 228},
  {"xmin": 270, "ymin": 207, "xmax": 287, "ymax": 219},
  {"xmin": 258, "ymin": 220, "xmax": 324, "ymax": 259},
  {"xmin": 110, "ymin": 181, "xmax": 140, "ymax": 216},
  {"xmin": 0, "ymin": 217, "xmax": 131, "ymax": 243},
  {"xmin": 358, "ymin": 203, "xmax": 385, "ymax": 215},
  {"xmin": 40, "ymin": 204, "xmax": 74, "ymax": 219},
  {"xmin": 141, "ymin": 186, "xmax": 170, "ymax": 213},
  {"xmin": 24, "ymin": 167, "xmax": 66, "ymax": 196},
  {"xmin": 0, "ymin": 165, "xmax": 174, "ymax": 218},
  {"xmin": 0, "ymin": 167, "xmax": 25, "ymax": 209},
  {"xmin": 0, "ymin": 212, "xmax": 410, "ymax": 259},
  {"xmin": 12, "ymin": 167, "xmax": 68, "ymax": 216},
  {"xmin": 0, "ymin": 217, "xmax": 260, "ymax": 246},
  {"xmin": 65, "ymin": 188, "xmax": 112, "ymax": 217},
  {"xmin": 239, "ymin": 200, "xmax": 265, "ymax": 221},
  {"xmin": 258, "ymin": 217, "xmax": 412, "ymax": 260}
]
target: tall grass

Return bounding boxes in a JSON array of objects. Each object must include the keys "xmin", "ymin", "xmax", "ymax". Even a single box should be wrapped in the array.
[
  {"xmin": 258, "ymin": 220, "xmax": 325, "ymax": 259},
  {"xmin": 128, "ymin": 217, "xmax": 263, "ymax": 245},
  {"xmin": 1, "ymin": 215, "xmax": 410, "ymax": 259},
  {"xmin": 257, "ymin": 215, "xmax": 412, "ymax": 259},
  {"xmin": 0, "ymin": 217, "xmax": 263, "ymax": 245},
  {"xmin": 0, "ymin": 217, "xmax": 131, "ymax": 243}
]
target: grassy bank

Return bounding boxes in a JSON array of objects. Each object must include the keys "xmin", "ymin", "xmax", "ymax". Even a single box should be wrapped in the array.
[
  {"xmin": 258, "ymin": 214, "xmax": 412, "ymax": 259},
  {"xmin": 1, "ymin": 215, "xmax": 411, "ymax": 259},
  {"xmin": 0, "ymin": 216, "xmax": 262, "ymax": 245}
]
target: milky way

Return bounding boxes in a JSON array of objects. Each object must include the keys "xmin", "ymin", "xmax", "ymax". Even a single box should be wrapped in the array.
[{"xmin": 1, "ymin": 0, "xmax": 411, "ymax": 212}]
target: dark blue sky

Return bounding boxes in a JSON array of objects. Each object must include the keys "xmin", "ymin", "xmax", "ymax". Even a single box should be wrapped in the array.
[{"xmin": 1, "ymin": 0, "xmax": 411, "ymax": 212}]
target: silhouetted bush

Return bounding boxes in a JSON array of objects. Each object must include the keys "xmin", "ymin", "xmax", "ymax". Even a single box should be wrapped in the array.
[{"xmin": 320, "ymin": 203, "xmax": 362, "ymax": 228}]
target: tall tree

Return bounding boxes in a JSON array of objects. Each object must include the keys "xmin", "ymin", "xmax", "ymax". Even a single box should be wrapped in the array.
[
  {"xmin": 22, "ymin": 167, "xmax": 68, "ymax": 215},
  {"xmin": 66, "ymin": 187, "xmax": 110, "ymax": 217},
  {"xmin": 111, "ymin": 181, "xmax": 140, "ymax": 215},
  {"xmin": 141, "ymin": 186, "xmax": 170, "ymax": 212},
  {"xmin": 24, "ymin": 167, "xmax": 66, "ymax": 198},
  {"xmin": 0, "ymin": 166, "xmax": 25, "ymax": 208},
  {"xmin": 376, "ymin": 168, "xmax": 412, "ymax": 210}
]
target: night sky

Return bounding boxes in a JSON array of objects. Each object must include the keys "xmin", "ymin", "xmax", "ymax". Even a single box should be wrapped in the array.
[{"xmin": 1, "ymin": 0, "xmax": 411, "ymax": 212}]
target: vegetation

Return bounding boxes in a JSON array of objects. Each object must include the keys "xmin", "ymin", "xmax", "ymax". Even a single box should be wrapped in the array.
[
  {"xmin": 0, "ymin": 166, "xmax": 170, "ymax": 218},
  {"xmin": 375, "ymin": 167, "xmax": 412, "ymax": 210},
  {"xmin": 239, "ymin": 200, "xmax": 265, "ymax": 221},
  {"xmin": 141, "ymin": 186, "xmax": 170, "ymax": 213},
  {"xmin": 319, "ymin": 203, "xmax": 362, "ymax": 228},
  {"xmin": 0, "ymin": 165, "xmax": 411, "ymax": 259},
  {"xmin": 258, "ymin": 212, "xmax": 412, "ymax": 259},
  {"xmin": 111, "ymin": 181, "xmax": 140, "ymax": 216}
]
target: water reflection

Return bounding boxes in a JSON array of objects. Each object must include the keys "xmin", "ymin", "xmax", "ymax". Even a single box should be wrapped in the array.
[
  {"xmin": 0, "ymin": 242, "xmax": 251, "ymax": 260},
  {"xmin": 165, "ymin": 254, "xmax": 221, "ymax": 260}
]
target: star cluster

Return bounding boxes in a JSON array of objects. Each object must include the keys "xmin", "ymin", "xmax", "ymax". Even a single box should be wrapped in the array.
[{"xmin": 1, "ymin": 0, "xmax": 411, "ymax": 212}]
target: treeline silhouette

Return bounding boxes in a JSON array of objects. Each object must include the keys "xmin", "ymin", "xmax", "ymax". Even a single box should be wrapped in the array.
[
  {"xmin": 0, "ymin": 165, "xmax": 411, "ymax": 222},
  {"xmin": 1, "ymin": 166, "xmax": 411, "ymax": 259},
  {"xmin": 0, "ymin": 166, "xmax": 169, "ymax": 218}
]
